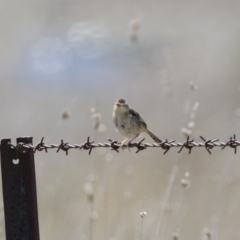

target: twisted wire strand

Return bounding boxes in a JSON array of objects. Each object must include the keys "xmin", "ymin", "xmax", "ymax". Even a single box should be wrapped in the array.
[{"xmin": 3, "ymin": 135, "xmax": 240, "ymax": 155}]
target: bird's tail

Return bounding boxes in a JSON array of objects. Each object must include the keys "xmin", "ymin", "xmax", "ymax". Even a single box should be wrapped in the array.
[{"xmin": 146, "ymin": 129, "xmax": 162, "ymax": 143}]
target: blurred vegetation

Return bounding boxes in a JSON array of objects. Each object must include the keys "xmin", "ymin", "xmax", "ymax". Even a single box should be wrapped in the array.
[{"xmin": 1, "ymin": 0, "xmax": 240, "ymax": 239}]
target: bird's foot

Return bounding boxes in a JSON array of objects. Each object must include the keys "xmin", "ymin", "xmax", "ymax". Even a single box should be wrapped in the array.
[{"xmin": 119, "ymin": 139, "xmax": 128, "ymax": 150}]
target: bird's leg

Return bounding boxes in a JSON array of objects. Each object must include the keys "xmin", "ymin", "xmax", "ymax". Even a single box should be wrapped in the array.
[
  {"xmin": 119, "ymin": 138, "xmax": 128, "ymax": 149},
  {"xmin": 128, "ymin": 134, "xmax": 139, "ymax": 149}
]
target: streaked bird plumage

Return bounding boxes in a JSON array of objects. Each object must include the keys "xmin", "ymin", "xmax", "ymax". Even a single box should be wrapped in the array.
[{"xmin": 112, "ymin": 99, "xmax": 162, "ymax": 147}]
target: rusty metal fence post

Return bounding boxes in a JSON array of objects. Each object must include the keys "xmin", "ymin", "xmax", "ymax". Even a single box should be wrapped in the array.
[{"xmin": 1, "ymin": 137, "xmax": 40, "ymax": 240}]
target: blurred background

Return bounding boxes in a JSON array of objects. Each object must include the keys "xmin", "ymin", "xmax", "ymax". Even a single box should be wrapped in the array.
[{"xmin": 1, "ymin": 0, "xmax": 240, "ymax": 239}]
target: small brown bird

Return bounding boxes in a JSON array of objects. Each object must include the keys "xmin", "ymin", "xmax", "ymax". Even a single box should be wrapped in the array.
[{"xmin": 112, "ymin": 99, "xmax": 162, "ymax": 147}]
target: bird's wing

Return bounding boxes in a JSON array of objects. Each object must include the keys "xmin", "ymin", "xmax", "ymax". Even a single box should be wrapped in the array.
[{"xmin": 129, "ymin": 109, "xmax": 147, "ymax": 128}]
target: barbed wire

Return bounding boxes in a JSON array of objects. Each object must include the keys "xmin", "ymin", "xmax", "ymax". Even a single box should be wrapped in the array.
[{"xmin": 2, "ymin": 135, "xmax": 240, "ymax": 155}]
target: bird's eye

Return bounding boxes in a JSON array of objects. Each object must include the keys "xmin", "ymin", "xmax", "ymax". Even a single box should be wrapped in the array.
[{"xmin": 117, "ymin": 104, "xmax": 121, "ymax": 107}]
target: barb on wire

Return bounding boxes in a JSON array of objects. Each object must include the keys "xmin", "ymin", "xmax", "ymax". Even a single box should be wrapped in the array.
[
  {"xmin": 221, "ymin": 134, "xmax": 239, "ymax": 154},
  {"xmin": 2, "ymin": 135, "xmax": 240, "ymax": 155},
  {"xmin": 34, "ymin": 137, "xmax": 47, "ymax": 153},
  {"xmin": 79, "ymin": 137, "xmax": 94, "ymax": 155},
  {"xmin": 178, "ymin": 136, "xmax": 196, "ymax": 154},
  {"xmin": 108, "ymin": 139, "xmax": 120, "ymax": 152},
  {"xmin": 200, "ymin": 136, "xmax": 219, "ymax": 155},
  {"xmin": 135, "ymin": 138, "xmax": 146, "ymax": 153}
]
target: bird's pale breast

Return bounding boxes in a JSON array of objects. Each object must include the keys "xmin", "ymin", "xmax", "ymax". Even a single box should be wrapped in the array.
[{"xmin": 113, "ymin": 112, "xmax": 143, "ymax": 138}]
